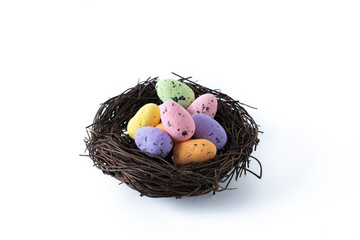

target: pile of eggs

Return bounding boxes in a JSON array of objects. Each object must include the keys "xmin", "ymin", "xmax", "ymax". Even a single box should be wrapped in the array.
[{"xmin": 127, "ymin": 79, "xmax": 227, "ymax": 165}]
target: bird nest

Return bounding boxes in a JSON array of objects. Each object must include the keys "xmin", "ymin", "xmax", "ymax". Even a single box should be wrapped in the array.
[{"xmin": 84, "ymin": 73, "xmax": 262, "ymax": 198}]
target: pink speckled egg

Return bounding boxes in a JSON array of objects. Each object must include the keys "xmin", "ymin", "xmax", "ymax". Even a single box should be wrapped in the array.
[
  {"xmin": 160, "ymin": 100, "xmax": 195, "ymax": 142},
  {"xmin": 186, "ymin": 93, "xmax": 217, "ymax": 118}
]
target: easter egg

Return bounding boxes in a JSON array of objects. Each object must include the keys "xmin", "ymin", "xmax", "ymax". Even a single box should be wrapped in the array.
[
  {"xmin": 186, "ymin": 93, "xmax": 218, "ymax": 118},
  {"xmin": 173, "ymin": 139, "xmax": 217, "ymax": 165},
  {"xmin": 127, "ymin": 103, "xmax": 160, "ymax": 139},
  {"xmin": 155, "ymin": 122, "xmax": 166, "ymax": 132},
  {"xmin": 135, "ymin": 127, "xmax": 173, "ymax": 158},
  {"xmin": 160, "ymin": 100, "xmax": 195, "ymax": 142},
  {"xmin": 192, "ymin": 114, "xmax": 227, "ymax": 150},
  {"xmin": 156, "ymin": 79, "xmax": 195, "ymax": 108}
]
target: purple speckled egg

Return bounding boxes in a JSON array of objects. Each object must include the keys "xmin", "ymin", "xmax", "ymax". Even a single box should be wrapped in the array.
[
  {"xmin": 161, "ymin": 100, "xmax": 195, "ymax": 142},
  {"xmin": 192, "ymin": 114, "xmax": 227, "ymax": 150},
  {"xmin": 186, "ymin": 93, "xmax": 218, "ymax": 118},
  {"xmin": 134, "ymin": 126, "xmax": 173, "ymax": 158}
]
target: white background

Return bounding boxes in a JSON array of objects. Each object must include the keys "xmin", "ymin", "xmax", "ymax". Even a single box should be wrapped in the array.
[{"xmin": 1, "ymin": 1, "xmax": 359, "ymax": 239}]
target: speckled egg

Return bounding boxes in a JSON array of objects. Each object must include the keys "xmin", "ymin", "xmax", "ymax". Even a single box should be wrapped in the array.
[
  {"xmin": 135, "ymin": 127, "xmax": 173, "ymax": 158},
  {"xmin": 186, "ymin": 93, "xmax": 218, "ymax": 118},
  {"xmin": 173, "ymin": 139, "xmax": 217, "ymax": 165},
  {"xmin": 155, "ymin": 122, "xmax": 166, "ymax": 132},
  {"xmin": 156, "ymin": 79, "xmax": 195, "ymax": 108},
  {"xmin": 160, "ymin": 100, "xmax": 195, "ymax": 142},
  {"xmin": 155, "ymin": 123, "xmax": 180, "ymax": 145},
  {"xmin": 192, "ymin": 114, "xmax": 227, "ymax": 150},
  {"xmin": 127, "ymin": 103, "xmax": 160, "ymax": 139}
]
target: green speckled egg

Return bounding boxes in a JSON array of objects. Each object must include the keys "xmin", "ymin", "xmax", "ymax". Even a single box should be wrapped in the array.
[{"xmin": 155, "ymin": 79, "xmax": 195, "ymax": 108}]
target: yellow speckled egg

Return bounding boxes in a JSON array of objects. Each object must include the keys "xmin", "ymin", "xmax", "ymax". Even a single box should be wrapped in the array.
[
  {"xmin": 173, "ymin": 139, "xmax": 217, "ymax": 165},
  {"xmin": 127, "ymin": 103, "xmax": 160, "ymax": 139}
]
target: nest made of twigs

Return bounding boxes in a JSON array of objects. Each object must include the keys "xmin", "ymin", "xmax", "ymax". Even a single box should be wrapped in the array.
[{"xmin": 84, "ymin": 73, "xmax": 262, "ymax": 198}]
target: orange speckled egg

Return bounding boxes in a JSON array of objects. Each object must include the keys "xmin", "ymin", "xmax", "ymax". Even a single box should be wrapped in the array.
[
  {"xmin": 173, "ymin": 139, "xmax": 217, "ymax": 165},
  {"xmin": 155, "ymin": 123, "xmax": 180, "ymax": 145},
  {"xmin": 155, "ymin": 122, "xmax": 166, "ymax": 132}
]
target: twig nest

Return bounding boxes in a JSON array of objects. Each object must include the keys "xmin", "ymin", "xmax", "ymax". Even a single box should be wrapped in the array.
[{"xmin": 84, "ymin": 74, "xmax": 262, "ymax": 198}]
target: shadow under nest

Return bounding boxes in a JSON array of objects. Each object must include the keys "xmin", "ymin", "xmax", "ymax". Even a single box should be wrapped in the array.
[{"xmin": 84, "ymin": 73, "xmax": 262, "ymax": 198}]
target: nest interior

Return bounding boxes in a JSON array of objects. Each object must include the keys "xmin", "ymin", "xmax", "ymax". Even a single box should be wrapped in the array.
[{"xmin": 84, "ymin": 73, "xmax": 261, "ymax": 198}]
